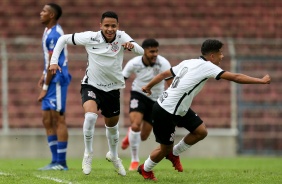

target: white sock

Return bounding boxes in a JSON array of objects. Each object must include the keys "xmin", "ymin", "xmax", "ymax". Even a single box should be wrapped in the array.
[
  {"xmin": 144, "ymin": 156, "xmax": 157, "ymax": 172},
  {"xmin": 129, "ymin": 128, "xmax": 141, "ymax": 162},
  {"xmin": 105, "ymin": 123, "xmax": 119, "ymax": 160},
  {"xmin": 173, "ymin": 138, "xmax": 191, "ymax": 156},
  {"xmin": 83, "ymin": 112, "xmax": 98, "ymax": 155}
]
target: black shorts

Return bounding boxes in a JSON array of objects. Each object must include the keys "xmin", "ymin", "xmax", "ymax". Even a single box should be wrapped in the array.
[
  {"xmin": 152, "ymin": 102, "xmax": 203, "ymax": 145},
  {"xmin": 129, "ymin": 91, "xmax": 155, "ymax": 124},
  {"xmin": 80, "ymin": 84, "xmax": 120, "ymax": 118}
]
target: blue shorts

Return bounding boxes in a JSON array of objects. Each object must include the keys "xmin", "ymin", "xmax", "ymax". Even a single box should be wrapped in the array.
[{"xmin": 41, "ymin": 82, "xmax": 69, "ymax": 115}]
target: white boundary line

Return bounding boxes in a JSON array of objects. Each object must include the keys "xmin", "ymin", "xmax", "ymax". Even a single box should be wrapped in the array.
[
  {"xmin": 35, "ymin": 175, "xmax": 74, "ymax": 184},
  {"xmin": 0, "ymin": 171, "xmax": 13, "ymax": 176}
]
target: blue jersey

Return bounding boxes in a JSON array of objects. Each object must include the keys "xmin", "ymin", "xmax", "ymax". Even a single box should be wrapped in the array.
[{"xmin": 42, "ymin": 24, "xmax": 71, "ymax": 85}]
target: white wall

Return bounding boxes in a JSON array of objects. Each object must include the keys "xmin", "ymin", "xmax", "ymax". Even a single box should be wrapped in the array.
[{"xmin": 0, "ymin": 128, "xmax": 237, "ymax": 159}]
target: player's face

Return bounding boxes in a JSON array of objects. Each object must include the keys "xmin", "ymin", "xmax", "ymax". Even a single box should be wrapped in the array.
[
  {"xmin": 100, "ymin": 17, "xmax": 119, "ymax": 42},
  {"xmin": 40, "ymin": 5, "xmax": 53, "ymax": 25},
  {"xmin": 212, "ymin": 49, "xmax": 224, "ymax": 65},
  {"xmin": 143, "ymin": 47, "xmax": 158, "ymax": 65}
]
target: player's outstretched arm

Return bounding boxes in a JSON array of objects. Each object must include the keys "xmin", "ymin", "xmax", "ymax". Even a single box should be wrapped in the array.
[
  {"xmin": 49, "ymin": 34, "xmax": 73, "ymax": 74},
  {"xmin": 220, "ymin": 71, "xmax": 271, "ymax": 84},
  {"xmin": 122, "ymin": 42, "xmax": 144, "ymax": 55}
]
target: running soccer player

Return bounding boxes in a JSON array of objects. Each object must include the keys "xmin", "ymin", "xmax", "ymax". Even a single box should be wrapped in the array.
[
  {"xmin": 139, "ymin": 39, "xmax": 271, "ymax": 181},
  {"xmin": 49, "ymin": 11, "xmax": 144, "ymax": 176},
  {"xmin": 37, "ymin": 3, "xmax": 71, "ymax": 171},
  {"xmin": 121, "ymin": 38, "xmax": 172, "ymax": 171}
]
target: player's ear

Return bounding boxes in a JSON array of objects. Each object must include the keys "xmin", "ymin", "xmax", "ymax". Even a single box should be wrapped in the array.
[
  {"xmin": 49, "ymin": 12, "xmax": 55, "ymax": 19},
  {"xmin": 209, "ymin": 53, "xmax": 215, "ymax": 61}
]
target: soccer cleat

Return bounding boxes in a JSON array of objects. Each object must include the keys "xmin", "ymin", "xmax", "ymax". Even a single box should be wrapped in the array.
[
  {"xmin": 165, "ymin": 152, "xmax": 183, "ymax": 172},
  {"xmin": 82, "ymin": 152, "xmax": 93, "ymax": 175},
  {"xmin": 121, "ymin": 127, "xmax": 130, "ymax": 150},
  {"xmin": 51, "ymin": 163, "xmax": 68, "ymax": 171},
  {"xmin": 137, "ymin": 164, "xmax": 157, "ymax": 181},
  {"xmin": 38, "ymin": 162, "xmax": 57, "ymax": 171},
  {"xmin": 129, "ymin": 161, "xmax": 139, "ymax": 171},
  {"xmin": 106, "ymin": 151, "xmax": 126, "ymax": 176}
]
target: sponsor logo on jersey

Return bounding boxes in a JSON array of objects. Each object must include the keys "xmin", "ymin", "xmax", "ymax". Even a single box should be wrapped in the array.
[{"xmin": 90, "ymin": 37, "xmax": 100, "ymax": 42}]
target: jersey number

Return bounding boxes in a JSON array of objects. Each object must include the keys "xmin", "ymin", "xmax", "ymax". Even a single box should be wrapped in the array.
[{"xmin": 171, "ymin": 67, "xmax": 188, "ymax": 88}]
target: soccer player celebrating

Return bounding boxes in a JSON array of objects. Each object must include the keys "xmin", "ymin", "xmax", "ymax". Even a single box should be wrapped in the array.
[
  {"xmin": 121, "ymin": 38, "xmax": 172, "ymax": 171},
  {"xmin": 139, "ymin": 39, "xmax": 271, "ymax": 181},
  {"xmin": 37, "ymin": 3, "xmax": 71, "ymax": 171},
  {"xmin": 49, "ymin": 11, "xmax": 144, "ymax": 176}
]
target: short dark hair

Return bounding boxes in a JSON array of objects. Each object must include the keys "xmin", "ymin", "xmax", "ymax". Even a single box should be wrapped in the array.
[
  {"xmin": 142, "ymin": 38, "xmax": 159, "ymax": 49},
  {"xmin": 47, "ymin": 3, "xmax": 62, "ymax": 20},
  {"xmin": 201, "ymin": 39, "xmax": 223, "ymax": 55},
  {"xmin": 101, "ymin": 11, "xmax": 118, "ymax": 22}
]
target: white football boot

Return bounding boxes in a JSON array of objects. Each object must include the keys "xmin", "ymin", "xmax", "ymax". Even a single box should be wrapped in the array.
[
  {"xmin": 82, "ymin": 152, "xmax": 93, "ymax": 175},
  {"xmin": 106, "ymin": 151, "xmax": 126, "ymax": 176}
]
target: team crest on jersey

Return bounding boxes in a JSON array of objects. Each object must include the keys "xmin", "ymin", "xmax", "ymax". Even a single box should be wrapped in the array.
[
  {"xmin": 153, "ymin": 68, "xmax": 160, "ymax": 75},
  {"xmin": 49, "ymin": 39, "xmax": 55, "ymax": 49},
  {"xmin": 88, "ymin": 91, "xmax": 96, "ymax": 99},
  {"xmin": 111, "ymin": 42, "xmax": 119, "ymax": 52},
  {"xmin": 130, "ymin": 99, "xmax": 138, "ymax": 109}
]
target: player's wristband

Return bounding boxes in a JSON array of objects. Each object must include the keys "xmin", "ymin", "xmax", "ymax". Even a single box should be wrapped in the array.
[{"xmin": 43, "ymin": 84, "xmax": 49, "ymax": 91}]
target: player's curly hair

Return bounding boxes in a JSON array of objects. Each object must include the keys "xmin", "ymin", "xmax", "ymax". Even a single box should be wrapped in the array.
[
  {"xmin": 47, "ymin": 3, "xmax": 62, "ymax": 20},
  {"xmin": 201, "ymin": 39, "xmax": 223, "ymax": 55}
]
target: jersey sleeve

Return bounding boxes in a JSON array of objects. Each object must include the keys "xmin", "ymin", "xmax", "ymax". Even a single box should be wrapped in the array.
[
  {"xmin": 122, "ymin": 59, "xmax": 134, "ymax": 78},
  {"xmin": 159, "ymin": 56, "xmax": 172, "ymax": 80},
  {"xmin": 205, "ymin": 62, "xmax": 224, "ymax": 80},
  {"xmin": 72, "ymin": 31, "xmax": 96, "ymax": 45},
  {"xmin": 171, "ymin": 60, "xmax": 186, "ymax": 76},
  {"xmin": 120, "ymin": 31, "xmax": 144, "ymax": 55},
  {"xmin": 159, "ymin": 56, "xmax": 171, "ymax": 72}
]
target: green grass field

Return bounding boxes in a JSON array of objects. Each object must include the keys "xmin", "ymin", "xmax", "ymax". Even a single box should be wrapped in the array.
[{"xmin": 0, "ymin": 156, "xmax": 281, "ymax": 184}]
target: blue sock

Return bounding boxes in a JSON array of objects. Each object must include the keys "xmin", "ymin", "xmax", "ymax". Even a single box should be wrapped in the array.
[
  {"xmin": 47, "ymin": 135, "xmax": 58, "ymax": 163},
  {"xmin": 57, "ymin": 141, "xmax": 68, "ymax": 166}
]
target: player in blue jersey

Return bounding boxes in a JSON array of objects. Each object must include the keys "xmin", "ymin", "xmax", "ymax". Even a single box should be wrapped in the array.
[{"xmin": 37, "ymin": 3, "xmax": 71, "ymax": 171}]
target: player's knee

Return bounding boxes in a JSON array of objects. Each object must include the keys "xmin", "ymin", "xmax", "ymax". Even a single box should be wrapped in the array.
[
  {"xmin": 84, "ymin": 112, "xmax": 98, "ymax": 130},
  {"xmin": 140, "ymin": 134, "xmax": 149, "ymax": 141},
  {"xmin": 198, "ymin": 128, "xmax": 208, "ymax": 140},
  {"xmin": 131, "ymin": 123, "xmax": 141, "ymax": 132},
  {"xmin": 85, "ymin": 112, "xmax": 98, "ymax": 122},
  {"xmin": 193, "ymin": 125, "xmax": 208, "ymax": 140}
]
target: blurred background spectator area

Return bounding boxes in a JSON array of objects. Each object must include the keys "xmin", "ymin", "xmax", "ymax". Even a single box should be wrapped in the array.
[
  {"xmin": 0, "ymin": 0, "xmax": 281, "ymax": 38},
  {"xmin": 0, "ymin": 0, "xmax": 281, "ymax": 154}
]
